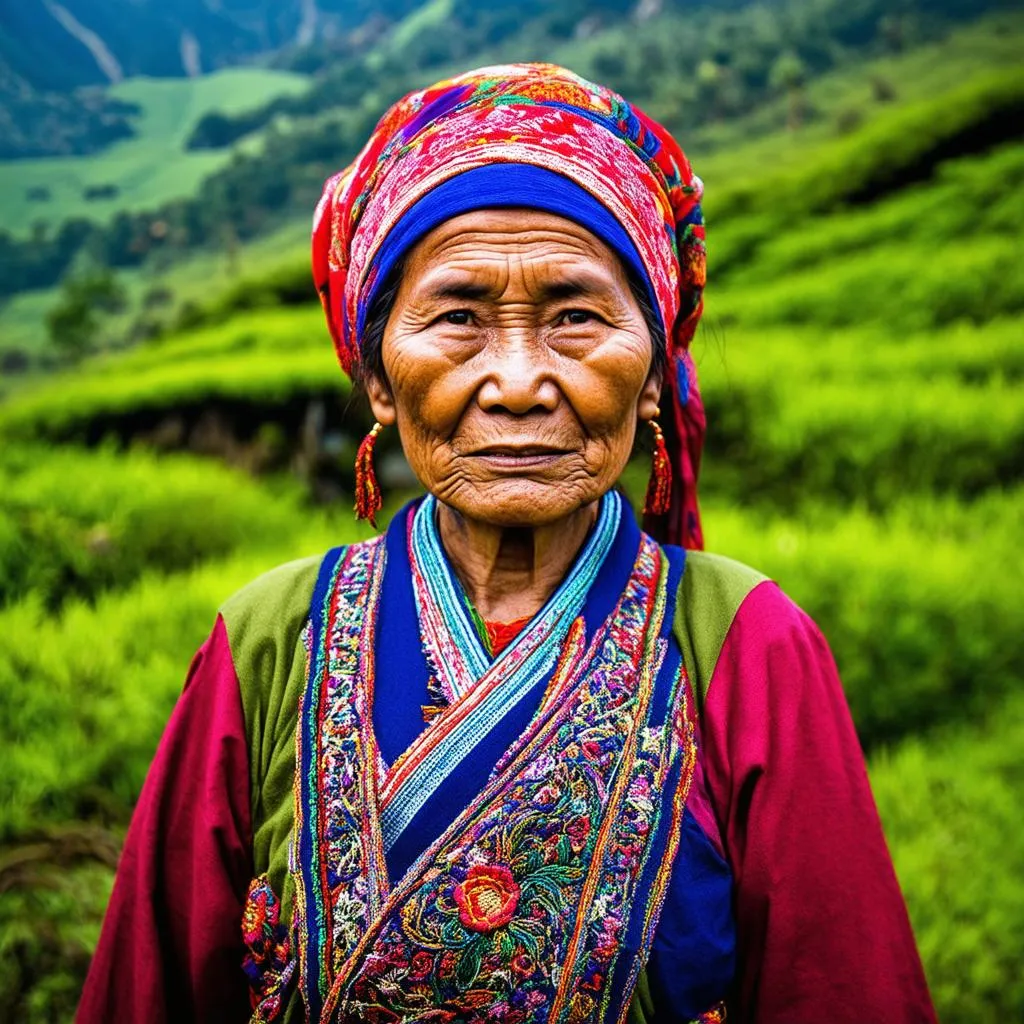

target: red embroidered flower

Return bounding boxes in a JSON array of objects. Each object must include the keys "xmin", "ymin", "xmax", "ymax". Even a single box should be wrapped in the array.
[
  {"xmin": 453, "ymin": 864, "xmax": 521, "ymax": 933},
  {"xmin": 409, "ymin": 950, "xmax": 434, "ymax": 980},
  {"xmin": 566, "ymin": 816, "xmax": 590, "ymax": 850},
  {"xmin": 511, "ymin": 952, "xmax": 535, "ymax": 977}
]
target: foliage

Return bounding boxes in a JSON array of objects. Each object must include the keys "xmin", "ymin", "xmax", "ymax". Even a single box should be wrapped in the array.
[
  {"xmin": 0, "ymin": 308, "xmax": 344, "ymax": 443},
  {"xmin": 871, "ymin": 696, "xmax": 1024, "ymax": 1020},
  {"xmin": 2, "ymin": 4, "xmax": 1023, "ymax": 1019},
  {"xmin": 702, "ymin": 491, "xmax": 1024, "ymax": 747},
  {"xmin": 696, "ymin": 324, "xmax": 1024, "ymax": 508},
  {"xmin": 0, "ymin": 445, "xmax": 314, "ymax": 609},
  {"xmin": 0, "ymin": 69, "xmax": 311, "ymax": 240},
  {"xmin": 44, "ymin": 268, "xmax": 126, "ymax": 360},
  {"xmin": 1, "ymin": 5, "xmax": 1020, "ymax": 312}
]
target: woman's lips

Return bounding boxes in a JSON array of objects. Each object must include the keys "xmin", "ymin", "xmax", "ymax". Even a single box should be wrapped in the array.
[{"xmin": 467, "ymin": 446, "xmax": 572, "ymax": 469}]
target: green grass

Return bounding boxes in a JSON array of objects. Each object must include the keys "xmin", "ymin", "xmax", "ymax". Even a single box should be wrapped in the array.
[
  {"xmin": 702, "ymin": 491, "xmax": 1024, "ymax": 747},
  {"xmin": 0, "ymin": 444, "xmax": 318, "ymax": 608},
  {"xmin": 711, "ymin": 141, "xmax": 1024, "ymax": 288},
  {"xmin": 383, "ymin": 0, "xmax": 457, "ymax": 58},
  {"xmin": 1, "ymin": 12, "xmax": 1023, "ymax": 1019},
  {"xmin": 0, "ymin": 306, "xmax": 343, "ymax": 440},
  {"xmin": 691, "ymin": 11, "xmax": 1024, "ymax": 169},
  {"xmin": 872, "ymin": 694, "xmax": 1024, "ymax": 1020},
  {"xmin": 0, "ymin": 220, "xmax": 312, "ymax": 361},
  {"xmin": 692, "ymin": 318, "xmax": 1024, "ymax": 506},
  {"xmin": 0, "ymin": 484, "xmax": 378, "ymax": 845},
  {"xmin": 0, "ymin": 69, "xmax": 310, "ymax": 237}
]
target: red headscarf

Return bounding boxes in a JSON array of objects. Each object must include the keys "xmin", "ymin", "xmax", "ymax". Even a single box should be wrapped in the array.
[{"xmin": 312, "ymin": 63, "xmax": 707, "ymax": 549}]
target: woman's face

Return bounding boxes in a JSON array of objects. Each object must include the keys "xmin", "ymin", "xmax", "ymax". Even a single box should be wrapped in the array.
[{"xmin": 365, "ymin": 208, "xmax": 661, "ymax": 529}]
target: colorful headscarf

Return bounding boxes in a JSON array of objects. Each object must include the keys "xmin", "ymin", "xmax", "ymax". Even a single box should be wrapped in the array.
[{"xmin": 312, "ymin": 62, "xmax": 707, "ymax": 549}]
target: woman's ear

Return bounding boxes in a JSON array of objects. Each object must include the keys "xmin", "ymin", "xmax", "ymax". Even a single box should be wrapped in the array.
[
  {"xmin": 364, "ymin": 373, "xmax": 398, "ymax": 427},
  {"xmin": 638, "ymin": 367, "xmax": 664, "ymax": 422}
]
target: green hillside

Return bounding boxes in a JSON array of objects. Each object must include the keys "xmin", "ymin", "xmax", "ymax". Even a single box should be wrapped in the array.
[
  {"xmin": 0, "ymin": 69, "xmax": 310, "ymax": 237},
  {"xmin": 2, "ymin": 7, "xmax": 1023, "ymax": 1021}
]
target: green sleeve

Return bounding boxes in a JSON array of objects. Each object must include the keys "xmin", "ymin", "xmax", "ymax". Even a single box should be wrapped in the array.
[
  {"xmin": 219, "ymin": 553, "xmax": 323, "ymax": 926},
  {"xmin": 674, "ymin": 550, "xmax": 767, "ymax": 711}
]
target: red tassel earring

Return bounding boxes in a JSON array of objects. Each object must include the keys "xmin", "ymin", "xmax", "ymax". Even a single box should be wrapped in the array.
[
  {"xmin": 354, "ymin": 421, "xmax": 384, "ymax": 527},
  {"xmin": 643, "ymin": 410, "xmax": 672, "ymax": 517}
]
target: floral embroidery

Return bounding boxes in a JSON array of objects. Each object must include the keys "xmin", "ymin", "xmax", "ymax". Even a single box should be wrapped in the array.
[
  {"xmin": 692, "ymin": 1002, "xmax": 727, "ymax": 1023},
  {"xmin": 294, "ymin": 533, "xmax": 700, "ymax": 1024},
  {"xmin": 241, "ymin": 874, "xmax": 296, "ymax": 1022},
  {"xmin": 292, "ymin": 538, "xmax": 389, "ymax": 1023},
  {"xmin": 454, "ymin": 864, "xmax": 521, "ymax": 932}
]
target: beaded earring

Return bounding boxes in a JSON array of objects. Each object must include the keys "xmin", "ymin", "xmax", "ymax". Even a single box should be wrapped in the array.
[
  {"xmin": 643, "ymin": 410, "xmax": 672, "ymax": 517},
  {"xmin": 354, "ymin": 421, "xmax": 384, "ymax": 527}
]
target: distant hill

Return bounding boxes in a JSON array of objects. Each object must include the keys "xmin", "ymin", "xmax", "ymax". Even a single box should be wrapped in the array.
[{"xmin": 0, "ymin": 0, "xmax": 420, "ymax": 157}]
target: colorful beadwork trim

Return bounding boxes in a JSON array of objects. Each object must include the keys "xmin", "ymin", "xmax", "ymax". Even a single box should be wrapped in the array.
[
  {"xmin": 409, "ymin": 490, "xmax": 622, "ymax": 701},
  {"xmin": 292, "ymin": 539, "xmax": 389, "ymax": 1023}
]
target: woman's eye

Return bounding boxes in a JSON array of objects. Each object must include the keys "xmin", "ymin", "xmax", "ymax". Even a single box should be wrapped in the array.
[
  {"xmin": 443, "ymin": 310, "xmax": 472, "ymax": 325},
  {"xmin": 560, "ymin": 309, "xmax": 596, "ymax": 326}
]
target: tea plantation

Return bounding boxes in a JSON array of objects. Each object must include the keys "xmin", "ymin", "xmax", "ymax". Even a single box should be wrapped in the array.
[{"xmin": 1, "ymin": 22, "xmax": 1021, "ymax": 1022}]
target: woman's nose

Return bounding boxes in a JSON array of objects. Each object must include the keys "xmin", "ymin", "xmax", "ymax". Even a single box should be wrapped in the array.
[{"xmin": 475, "ymin": 333, "xmax": 560, "ymax": 415}]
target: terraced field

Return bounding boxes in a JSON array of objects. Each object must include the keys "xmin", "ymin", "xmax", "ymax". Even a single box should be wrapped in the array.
[{"xmin": 0, "ymin": 69, "xmax": 311, "ymax": 238}]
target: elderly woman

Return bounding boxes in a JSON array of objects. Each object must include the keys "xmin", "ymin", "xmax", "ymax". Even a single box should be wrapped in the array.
[{"xmin": 79, "ymin": 65, "xmax": 935, "ymax": 1023}]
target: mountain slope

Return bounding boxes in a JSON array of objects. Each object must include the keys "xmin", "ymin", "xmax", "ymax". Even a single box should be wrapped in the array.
[{"xmin": 0, "ymin": 0, "xmax": 419, "ymax": 157}]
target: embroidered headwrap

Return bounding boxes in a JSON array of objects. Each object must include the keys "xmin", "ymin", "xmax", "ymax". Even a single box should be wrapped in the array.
[{"xmin": 312, "ymin": 62, "xmax": 707, "ymax": 549}]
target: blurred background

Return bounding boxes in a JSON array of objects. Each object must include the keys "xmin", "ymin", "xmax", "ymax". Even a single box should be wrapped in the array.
[{"xmin": 0, "ymin": 0, "xmax": 1021, "ymax": 1019}]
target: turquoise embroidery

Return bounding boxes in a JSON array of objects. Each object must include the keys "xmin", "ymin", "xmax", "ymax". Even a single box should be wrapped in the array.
[
  {"xmin": 379, "ymin": 492, "xmax": 623, "ymax": 854},
  {"xmin": 409, "ymin": 490, "xmax": 622, "ymax": 700}
]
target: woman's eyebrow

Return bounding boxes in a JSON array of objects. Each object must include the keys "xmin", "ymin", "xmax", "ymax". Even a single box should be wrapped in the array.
[
  {"xmin": 541, "ymin": 276, "xmax": 616, "ymax": 301},
  {"xmin": 424, "ymin": 280, "xmax": 493, "ymax": 302},
  {"xmin": 420, "ymin": 271, "xmax": 618, "ymax": 303}
]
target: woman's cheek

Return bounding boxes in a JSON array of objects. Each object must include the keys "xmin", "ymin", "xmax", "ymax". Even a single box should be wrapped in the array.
[
  {"xmin": 393, "ymin": 364, "xmax": 477, "ymax": 439},
  {"xmin": 572, "ymin": 335, "xmax": 651, "ymax": 413},
  {"xmin": 567, "ymin": 365, "xmax": 646, "ymax": 437}
]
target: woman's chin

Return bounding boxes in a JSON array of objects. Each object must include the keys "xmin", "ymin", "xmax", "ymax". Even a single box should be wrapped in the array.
[{"xmin": 439, "ymin": 477, "xmax": 604, "ymax": 531}]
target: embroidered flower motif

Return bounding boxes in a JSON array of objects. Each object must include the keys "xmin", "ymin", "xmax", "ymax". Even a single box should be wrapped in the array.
[
  {"xmin": 453, "ymin": 863, "xmax": 521, "ymax": 932},
  {"xmin": 692, "ymin": 1002, "xmax": 727, "ymax": 1023},
  {"xmin": 309, "ymin": 535, "xmax": 699, "ymax": 1023},
  {"xmin": 241, "ymin": 875, "xmax": 295, "ymax": 1022},
  {"xmin": 566, "ymin": 816, "xmax": 590, "ymax": 852}
]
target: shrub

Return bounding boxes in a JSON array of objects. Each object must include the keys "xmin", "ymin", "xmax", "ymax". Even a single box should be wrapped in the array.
[
  {"xmin": 0, "ymin": 308, "xmax": 344, "ymax": 443},
  {"xmin": 712, "ymin": 235, "xmax": 1024, "ymax": 332},
  {"xmin": 0, "ymin": 445, "xmax": 314, "ymax": 608},
  {"xmin": 704, "ymin": 491, "xmax": 1023, "ymax": 747},
  {"xmin": 694, "ymin": 320, "xmax": 1024, "ymax": 506},
  {"xmin": 0, "ymin": 514, "xmax": 370, "ymax": 845},
  {"xmin": 871, "ymin": 695, "xmax": 1024, "ymax": 1020}
]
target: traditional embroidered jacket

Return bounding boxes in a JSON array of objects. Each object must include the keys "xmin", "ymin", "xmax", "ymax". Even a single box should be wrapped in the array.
[{"xmin": 77, "ymin": 497, "xmax": 935, "ymax": 1023}]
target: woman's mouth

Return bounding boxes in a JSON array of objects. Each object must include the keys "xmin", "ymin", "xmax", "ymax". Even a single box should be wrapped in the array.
[{"xmin": 467, "ymin": 445, "xmax": 573, "ymax": 469}]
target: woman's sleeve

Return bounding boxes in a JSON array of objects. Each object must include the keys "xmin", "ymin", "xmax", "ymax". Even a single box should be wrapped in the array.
[
  {"xmin": 700, "ymin": 580, "xmax": 936, "ymax": 1023},
  {"xmin": 77, "ymin": 614, "xmax": 253, "ymax": 1024}
]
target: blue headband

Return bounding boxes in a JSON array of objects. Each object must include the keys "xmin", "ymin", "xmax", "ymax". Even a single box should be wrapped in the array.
[{"xmin": 359, "ymin": 163, "xmax": 660, "ymax": 341}]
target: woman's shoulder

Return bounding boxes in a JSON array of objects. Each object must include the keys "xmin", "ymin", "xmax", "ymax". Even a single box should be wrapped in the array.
[
  {"xmin": 668, "ymin": 546, "xmax": 813, "ymax": 705},
  {"xmin": 219, "ymin": 552, "xmax": 325, "ymax": 647}
]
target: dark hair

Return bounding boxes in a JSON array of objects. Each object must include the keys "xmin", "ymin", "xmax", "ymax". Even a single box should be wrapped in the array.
[{"xmin": 358, "ymin": 257, "xmax": 667, "ymax": 386}]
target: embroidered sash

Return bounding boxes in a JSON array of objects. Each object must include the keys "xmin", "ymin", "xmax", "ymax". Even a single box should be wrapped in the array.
[{"xmin": 292, "ymin": 530, "xmax": 699, "ymax": 1024}]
